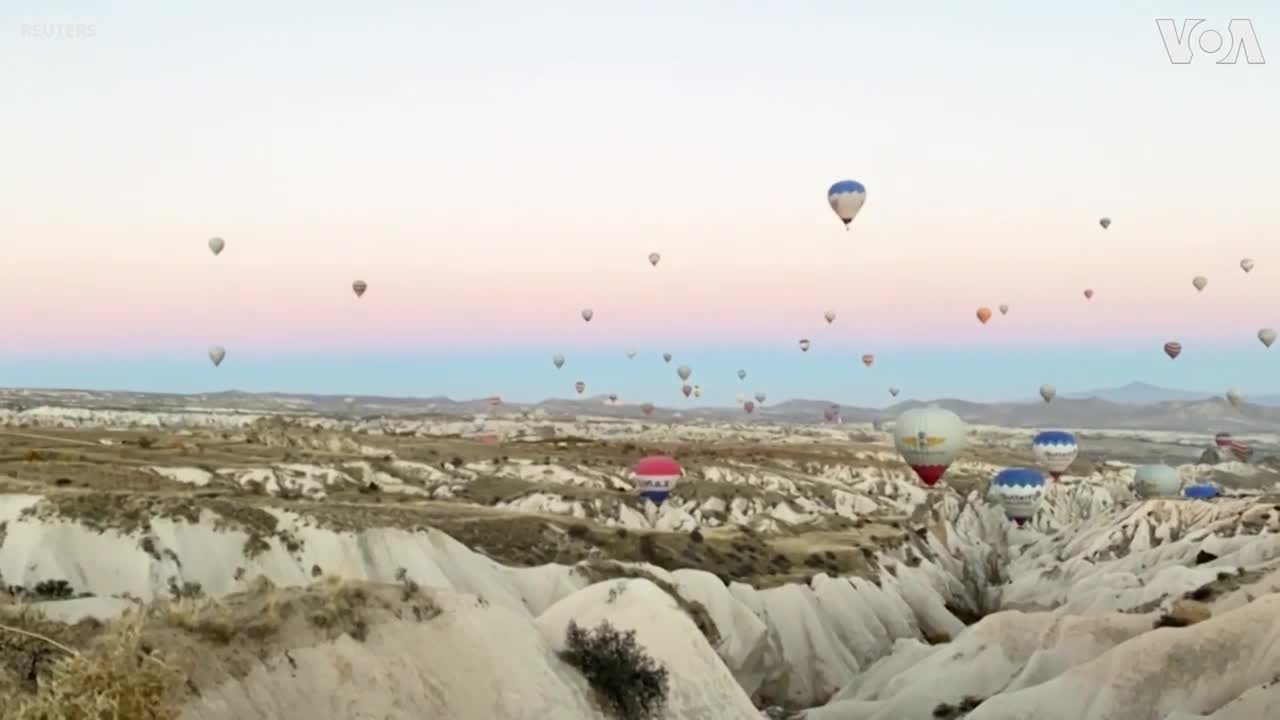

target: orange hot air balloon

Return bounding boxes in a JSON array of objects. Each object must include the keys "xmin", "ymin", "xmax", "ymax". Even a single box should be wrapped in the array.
[
  {"xmin": 976, "ymin": 307, "xmax": 992, "ymax": 324},
  {"xmin": 861, "ymin": 354, "xmax": 874, "ymax": 367}
]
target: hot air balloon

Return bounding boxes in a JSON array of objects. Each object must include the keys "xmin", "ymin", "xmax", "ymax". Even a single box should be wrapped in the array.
[
  {"xmin": 1134, "ymin": 464, "xmax": 1181, "ymax": 498},
  {"xmin": 799, "ymin": 339, "xmax": 811, "ymax": 352},
  {"xmin": 1192, "ymin": 276, "xmax": 1208, "ymax": 292},
  {"xmin": 575, "ymin": 381, "xmax": 586, "ymax": 395},
  {"xmin": 626, "ymin": 349, "xmax": 637, "ymax": 359},
  {"xmin": 1214, "ymin": 431, "xmax": 1233, "ymax": 449},
  {"xmin": 827, "ymin": 180, "xmax": 867, "ymax": 229},
  {"xmin": 1259, "ymin": 328, "xmax": 1276, "ymax": 348},
  {"xmin": 1229, "ymin": 438, "xmax": 1253, "ymax": 462},
  {"xmin": 1031, "ymin": 431, "xmax": 1077, "ymax": 480},
  {"xmin": 1083, "ymin": 289, "xmax": 1094, "ymax": 300},
  {"xmin": 1163, "ymin": 342, "xmax": 1182, "ymax": 359},
  {"xmin": 640, "ymin": 402, "xmax": 654, "ymax": 416},
  {"xmin": 737, "ymin": 369, "xmax": 746, "ymax": 380},
  {"xmin": 743, "ymin": 400, "xmax": 755, "ymax": 414},
  {"xmin": 648, "ymin": 252, "xmax": 661, "ymax": 267},
  {"xmin": 681, "ymin": 384, "xmax": 692, "ymax": 398},
  {"xmin": 1099, "ymin": 217, "xmax": 1111, "ymax": 229},
  {"xmin": 861, "ymin": 354, "xmax": 874, "ymax": 367},
  {"xmin": 889, "ymin": 387, "xmax": 900, "ymax": 397},
  {"xmin": 581, "ymin": 308, "xmax": 594, "ymax": 322},
  {"xmin": 976, "ymin": 307, "xmax": 993, "ymax": 324},
  {"xmin": 988, "ymin": 468, "xmax": 1045, "ymax": 525},
  {"xmin": 608, "ymin": 393, "xmax": 619, "ymax": 403},
  {"xmin": 1183, "ymin": 483, "xmax": 1219, "ymax": 499},
  {"xmin": 998, "ymin": 304, "xmax": 1009, "ymax": 315},
  {"xmin": 208, "ymin": 237, "xmax": 225, "ymax": 256},
  {"xmin": 893, "ymin": 406, "xmax": 967, "ymax": 487},
  {"xmin": 1039, "ymin": 385, "xmax": 1056, "ymax": 403},
  {"xmin": 754, "ymin": 392, "xmax": 766, "ymax": 404},
  {"xmin": 823, "ymin": 407, "xmax": 837, "ymax": 423},
  {"xmin": 1141, "ymin": 461, "xmax": 1177, "ymax": 497},
  {"xmin": 352, "ymin": 280, "xmax": 367, "ymax": 298},
  {"xmin": 677, "ymin": 365, "xmax": 692, "ymax": 381},
  {"xmin": 208, "ymin": 346, "xmax": 226, "ymax": 367},
  {"xmin": 824, "ymin": 310, "xmax": 836, "ymax": 325},
  {"xmin": 1241, "ymin": 258, "xmax": 1255, "ymax": 273},
  {"xmin": 735, "ymin": 393, "xmax": 746, "ymax": 405},
  {"xmin": 692, "ymin": 385, "xmax": 701, "ymax": 398},
  {"xmin": 553, "ymin": 353, "xmax": 565, "ymax": 369},
  {"xmin": 630, "ymin": 455, "xmax": 681, "ymax": 506},
  {"xmin": 487, "ymin": 395, "xmax": 502, "ymax": 407},
  {"xmin": 1226, "ymin": 389, "xmax": 1242, "ymax": 408},
  {"xmin": 663, "ymin": 352, "xmax": 672, "ymax": 363}
]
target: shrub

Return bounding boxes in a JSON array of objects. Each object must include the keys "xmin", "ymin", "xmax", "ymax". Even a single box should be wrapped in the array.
[{"xmin": 560, "ymin": 620, "xmax": 669, "ymax": 720}]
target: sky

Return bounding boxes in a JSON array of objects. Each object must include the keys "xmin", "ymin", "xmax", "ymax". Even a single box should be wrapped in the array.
[{"xmin": 1, "ymin": 1, "xmax": 1278, "ymax": 407}]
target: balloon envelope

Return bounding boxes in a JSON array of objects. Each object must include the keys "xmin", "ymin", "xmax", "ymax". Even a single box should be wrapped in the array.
[
  {"xmin": 861, "ymin": 354, "xmax": 874, "ymax": 367},
  {"xmin": 754, "ymin": 392, "xmax": 766, "ymax": 403},
  {"xmin": 889, "ymin": 387, "xmax": 900, "ymax": 397},
  {"xmin": 631, "ymin": 455, "xmax": 681, "ymax": 506},
  {"xmin": 1164, "ymin": 342, "xmax": 1182, "ymax": 359},
  {"xmin": 575, "ymin": 381, "xmax": 585, "ymax": 395},
  {"xmin": 677, "ymin": 365, "xmax": 691, "ymax": 381},
  {"xmin": 207, "ymin": 346, "xmax": 226, "ymax": 367},
  {"xmin": 989, "ymin": 467, "xmax": 1045, "ymax": 523},
  {"xmin": 648, "ymin": 252, "xmax": 661, "ymax": 267},
  {"xmin": 976, "ymin": 307, "xmax": 992, "ymax": 324},
  {"xmin": 799, "ymin": 339, "xmax": 811, "ymax": 352},
  {"xmin": 1241, "ymin": 258, "xmax": 1254, "ymax": 273},
  {"xmin": 208, "ymin": 237, "xmax": 225, "ymax": 255},
  {"xmin": 1031, "ymin": 431, "xmax": 1077, "ymax": 478},
  {"xmin": 998, "ymin": 304, "xmax": 1009, "ymax": 315},
  {"xmin": 824, "ymin": 311, "xmax": 836, "ymax": 324},
  {"xmin": 581, "ymin": 308, "xmax": 594, "ymax": 322},
  {"xmin": 553, "ymin": 353, "xmax": 565, "ymax": 369},
  {"xmin": 1083, "ymin": 289, "xmax": 1094, "ymax": 299},
  {"xmin": 352, "ymin": 280, "xmax": 367, "ymax": 297},
  {"xmin": 1259, "ymin": 328, "xmax": 1276, "ymax": 348},
  {"xmin": 743, "ymin": 400, "xmax": 755, "ymax": 414},
  {"xmin": 1183, "ymin": 483, "xmax": 1219, "ymax": 499},
  {"xmin": 1039, "ymin": 385, "xmax": 1056, "ymax": 403},
  {"xmin": 893, "ymin": 406, "xmax": 966, "ymax": 486},
  {"xmin": 1134, "ymin": 463, "xmax": 1180, "ymax": 498},
  {"xmin": 827, "ymin": 180, "xmax": 867, "ymax": 227},
  {"xmin": 663, "ymin": 353, "xmax": 673, "ymax": 363},
  {"xmin": 1099, "ymin": 217, "xmax": 1111, "ymax": 229},
  {"xmin": 1192, "ymin": 276, "xmax": 1207, "ymax": 292},
  {"xmin": 737, "ymin": 369, "xmax": 747, "ymax": 380}
]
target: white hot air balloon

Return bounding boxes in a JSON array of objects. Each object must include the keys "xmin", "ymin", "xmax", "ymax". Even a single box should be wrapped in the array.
[
  {"xmin": 998, "ymin": 304, "xmax": 1009, "ymax": 315},
  {"xmin": 1226, "ymin": 388, "xmax": 1242, "ymax": 407},
  {"xmin": 735, "ymin": 393, "xmax": 746, "ymax": 405},
  {"xmin": 208, "ymin": 237, "xmax": 225, "ymax": 256},
  {"xmin": 1259, "ymin": 328, "xmax": 1276, "ymax": 348},
  {"xmin": 626, "ymin": 348, "xmax": 637, "ymax": 359},
  {"xmin": 677, "ymin": 365, "xmax": 692, "ymax": 381},
  {"xmin": 1039, "ymin": 384, "xmax": 1056, "ymax": 403},
  {"xmin": 208, "ymin": 345, "xmax": 226, "ymax": 367},
  {"xmin": 893, "ymin": 406, "xmax": 967, "ymax": 487},
  {"xmin": 754, "ymin": 391, "xmax": 766, "ymax": 404},
  {"xmin": 823, "ymin": 310, "xmax": 836, "ymax": 324},
  {"xmin": 581, "ymin": 308, "xmax": 594, "ymax": 322},
  {"xmin": 1192, "ymin": 276, "xmax": 1208, "ymax": 292},
  {"xmin": 552, "ymin": 353, "xmax": 565, "ymax": 369},
  {"xmin": 648, "ymin": 252, "xmax": 661, "ymax": 267},
  {"xmin": 737, "ymin": 369, "xmax": 746, "ymax": 380},
  {"xmin": 1241, "ymin": 258, "xmax": 1255, "ymax": 273},
  {"xmin": 1134, "ymin": 463, "xmax": 1181, "ymax": 498}
]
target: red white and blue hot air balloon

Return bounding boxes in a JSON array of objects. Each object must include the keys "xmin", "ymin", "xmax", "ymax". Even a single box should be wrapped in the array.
[
  {"xmin": 630, "ymin": 455, "xmax": 681, "ymax": 506},
  {"xmin": 893, "ymin": 406, "xmax": 966, "ymax": 487},
  {"xmin": 1031, "ymin": 431, "xmax": 1078, "ymax": 480},
  {"xmin": 827, "ymin": 180, "xmax": 867, "ymax": 230},
  {"xmin": 988, "ymin": 467, "xmax": 1045, "ymax": 525}
]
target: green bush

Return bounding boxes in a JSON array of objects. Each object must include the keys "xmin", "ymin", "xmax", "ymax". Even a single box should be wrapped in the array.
[{"xmin": 561, "ymin": 620, "xmax": 669, "ymax": 720}]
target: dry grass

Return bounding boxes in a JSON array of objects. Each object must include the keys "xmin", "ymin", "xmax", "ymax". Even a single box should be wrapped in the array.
[{"xmin": 0, "ymin": 611, "xmax": 184, "ymax": 720}]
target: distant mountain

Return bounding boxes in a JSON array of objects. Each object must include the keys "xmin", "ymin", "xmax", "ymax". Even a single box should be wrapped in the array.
[
  {"xmin": 6, "ymin": 385, "xmax": 1280, "ymax": 433},
  {"xmin": 1064, "ymin": 381, "xmax": 1280, "ymax": 408}
]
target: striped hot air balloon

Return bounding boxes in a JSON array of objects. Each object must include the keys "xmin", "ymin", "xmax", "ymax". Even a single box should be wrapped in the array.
[
  {"xmin": 1163, "ymin": 342, "xmax": 1182, "ymax": 359},
  {"xmin": 861, "ymin": 354, "xmax": 874, "ymax": 367},
  {"xmin": 630, "ymin": 455, "xmax": 681, "ymax": 506},
  {"xmin": 1031, "ymin": 431, "xmax": 1077, "ymax": 480}
]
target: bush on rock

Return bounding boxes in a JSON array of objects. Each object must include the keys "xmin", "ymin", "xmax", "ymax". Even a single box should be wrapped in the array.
[{"xmin": 560, "ymin": 620, "xmax": 669, "ymax": 720}]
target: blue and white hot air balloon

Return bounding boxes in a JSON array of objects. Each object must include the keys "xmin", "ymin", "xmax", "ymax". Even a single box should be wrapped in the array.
[
  {"xmin": 1183, "ymin": 483, "xmax": 1220, "ymax": 500},
  {"xmin": 1031, "ymin": 431, "xmax": 1078, "ymax": 480},
  {"xmin": 827, "ymin": 180, "xmax": 867, "ymax": 230},
  {"xmin": 630, "ymin": 455, "xmax": 682, "ymax": 506},
  {"xmin": 989, "ymin": 467, "xmax": 1045, "ymax": 525}
]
